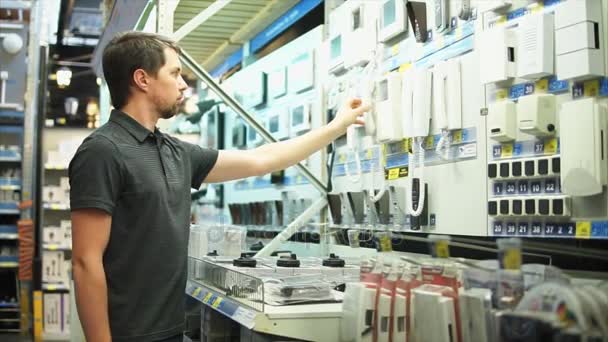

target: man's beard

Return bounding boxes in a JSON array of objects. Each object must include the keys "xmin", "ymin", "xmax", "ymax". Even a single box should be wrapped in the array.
[{"xmin": 160, "ymin": 102, "xmax": 180, "ymax": 119}]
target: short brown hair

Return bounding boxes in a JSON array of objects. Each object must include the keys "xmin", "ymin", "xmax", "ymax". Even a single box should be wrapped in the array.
[{"xmin": 102, "ymin": 31, "xmax": 181, "ymax": 109}]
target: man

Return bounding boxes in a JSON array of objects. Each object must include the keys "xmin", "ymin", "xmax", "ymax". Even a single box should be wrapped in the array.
[{"xmin": 69, "ymin": 31, "xmax": 369, "ymax": 342}]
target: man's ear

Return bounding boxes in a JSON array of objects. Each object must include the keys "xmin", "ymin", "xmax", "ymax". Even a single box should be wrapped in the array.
[{"xmin": 132, "ymin": 69, "xmax": 149, "ymax": 92}]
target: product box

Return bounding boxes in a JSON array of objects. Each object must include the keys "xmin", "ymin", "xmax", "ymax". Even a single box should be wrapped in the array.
[{"xmin": 43, "ymin": 293, "xmax": 61, "ymax": 333}]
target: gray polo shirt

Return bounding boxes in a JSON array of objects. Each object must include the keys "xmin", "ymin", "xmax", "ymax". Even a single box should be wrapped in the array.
[{"xmin": 69, "ymin": 109, "xmax": 218, "ymax": 341}]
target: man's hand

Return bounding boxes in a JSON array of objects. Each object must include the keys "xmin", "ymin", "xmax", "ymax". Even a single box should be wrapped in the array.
[{"xmin": 329, "ymin": 98, "xmax": 372, "ymax": 134}]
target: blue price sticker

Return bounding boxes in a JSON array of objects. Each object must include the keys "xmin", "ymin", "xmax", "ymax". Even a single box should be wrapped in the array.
[
  {"xmin": 506, "ymin": 223, "xmax": 517, "ymax": 235},
  {"xmin": 462, "ymin": 129, "xmax": 470, "ymax": 142},
  {"xmin": 591, "ymin": 221, "xmax": 608, "ymax": 238},
  {"xmin": 531, "ymin": 222, "xmax": 543, "ymax": 236},
  {"xmin": 556, "ymin": 224, "xmax": 566, "ymax": 236},
  {"xmin": 518, "ymin": 223, "xmax": 529, "ymax": 236},
  {"xmin": 600, "ymin": 78, "xmax": 608, "ymax": 96},
  {"xmin": 518, "ymin": 181, "xmax": 529, "ymax": 194},
  {"xmin": 494, "ymin": 182, "xmax": 504, "ymax": 195},
  {"xmin": 548, "ymin": 76, "xmax": 569, "ymax": 94},
  {"xmin": 510, "ymin": 84, "xmax": 526, "ymax": 99},
  {"xmin": 493, "ymin": 145, "xmax": 502, "ymax": 159},
  {"xmin": 544, "ymin": 179, "xmax": 557, "ymax": 193},
  {"xmin": 493, "ymin": 221, "xmax": 504, "ymax": 235},
  {"xmin": 513, "ymin": 143, "xmax": 523, "ymax": 156},
  {"xmin": 531, "ymin": 181, "xmax": 542, "ymax": 194},
  {"xmin": 545, "ymin": 224, "xmax": 557, "ymax": 236},
  {"xmin": 505, "ymin": 182, "xmax": 517, "ymax": 195},
  {"xmin": 507, "ymin": 8, "xmax": 527, "ymax": 21}
]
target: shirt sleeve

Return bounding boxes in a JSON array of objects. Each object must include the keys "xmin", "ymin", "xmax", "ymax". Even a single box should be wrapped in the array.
[
  {"xmin": 68, "ymin": 136, "xmax": 123, "ymax": 215},
  {"xmin": 184, "ymin": 142, "xmax": 219, "ymax": 189}
]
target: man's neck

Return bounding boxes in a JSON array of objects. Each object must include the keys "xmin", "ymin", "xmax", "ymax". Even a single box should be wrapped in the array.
[{"xmin": 120, "ymin": 100, "xmax": 158, "ymax": 132}]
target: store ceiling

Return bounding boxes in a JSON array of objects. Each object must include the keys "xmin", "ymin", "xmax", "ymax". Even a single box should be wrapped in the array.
[{"xmin": 174, "ymin": 0, "xmax": 298, "ymax": 72}]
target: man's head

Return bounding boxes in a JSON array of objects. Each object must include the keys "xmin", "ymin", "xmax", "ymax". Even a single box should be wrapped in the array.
[{"xmin": 102, "ymin": 31, "xmax": 188, "ymax": 119}]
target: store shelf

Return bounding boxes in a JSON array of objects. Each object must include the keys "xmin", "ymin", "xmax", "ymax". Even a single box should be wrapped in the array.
[
  {"xmin": 42, "ymin": 332, "xmax": 70, "ymax": 341},
  {"xmin": 42, "ymin": 244, "xmax": 71, "ymax": 251},
  {"xmin": 0, "ymin": 302, "xmax": 19, "ymax": 308},
  {"xmin": 0, "ymin": 225, "xmax": 18, "ymax": 240},
  {"xmin": 186, "ymin": 280, "xmax": 341, "ymax": 341},
  {"xmin": 0, "ymin": 109, "xmax": 24, "ymax": 119},
  {"xmin": 0, "ymin": 178, "xmax": 21, "ymax": 191},
  {"xmin": 0, "ymin": 126, "xmax": 23, "ymax": 134},
  {"xmin": 42, "ymin": 283, "xmax": 70, "ymax": 291},
  {"xmin": 44, "ymin": 164, "xmax": 68, "ymax": 170},
  {"xmin": 0, "ymin": 202, "xmax": 19, "ymax": 215},
  {"xmin": 43, "ymin": 203, "xmax": 70, "ymax": 211}
]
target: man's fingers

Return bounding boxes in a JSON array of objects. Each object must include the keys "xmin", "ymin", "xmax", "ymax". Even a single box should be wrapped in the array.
[
  {"xmin": 352, "ymin": 102, "xmax": 371, "ymax": 116},
  {"xmin": 355, "ymin": 117, "xmax": 366, "ymax": 126},
  {"xmin": 348, "ymin": 98, "xmax": 362, "ymax": 108}
]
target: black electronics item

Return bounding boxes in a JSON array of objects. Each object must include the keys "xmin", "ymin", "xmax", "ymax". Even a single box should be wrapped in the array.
[
  {"xmin": 374, "ymin": 190, "xmax": 391, "ymax": 225},
  {"xmin": 347, "ymin": 192, "xmax": 366, "ymax": 224},
  {"xmin": 538, "ymin": 199, "xmax": 550, "ymax": 215},
  {"xmin": 458, "ymin": 0, "xmax": 473, "ymax": 20},
  {"xmin": 552, "ymin": 157, "xmax": 561, "ymax": 173},
  {"xmin": 274, "ymin": 200, "xmax": 284, "ymax": 226},
  {"xmin": 488, "ymin": 200, "xmax": 498, "ymax": 216},
  {"xmin": 276, "ymin": 254, "xmax": 300, "ymax": 268},
  {"xmin": 500, "ymin": 162, "xmax": 510, "ymax": 178},
  {"xmin": 499, "ymin": 312, "xmax": 556, "ymax": 342},
  {"xmin": 207, "ymin": 250, "xmax": 218, "ymax": 257},
  {"xmin": 270, "ymin": 250, "xmax": 292, "ymax": 257},
  {"xmin": 552, "ymin": 198, "xmax": 564, "ymax": 215},
  {"xmin": 233, "ymin": 253, "xmax": 257, "ymax": 267},
  {"xmin": 500, "ymin": 200, "xmax": 509, "ymax": 215},
  {"xmin": 406, "ymin": 1, "xmax": 429, "ymax": 43},
  {"xmin": 538, "ymin": 158, "xmax": 549, "ymax": 175},
  {"xmin": 410, "ymin": 179, "xmax": 429, "ymax": 230},
  {"xmin": 323, "ymin": 253, "xmax": 346, "ymax": 267},
  {"xmin": 488, "ymin": 163, "xmax": 497, "ymax": 178},
  {"xmin": 250, "ymin": 241, "xmax": 264, "ymax": 252},
  {"xmin": 525, "ymin": 199, "xmax": 536, "ymax": 215},
  {"xmin": 270, "ymin": 170, "xmax": 285, "ymax": 185},
  {"xmin": 232, "ymin": 120, "xmax": 247, "ymax": 149},
  {"xmin": 327, "ymin": 194, "xmax": 343, "ymax": 225},
  {"xmin": 512, "ymin": 199, "xmax": 522, "ymax": 215},
  {"xmin": 512, "ymin": 161, "xmax": 522, "ymax": 177},
  {"xmin": 525, "ymin": 160, "xmax": 535, "ymax": 176}
]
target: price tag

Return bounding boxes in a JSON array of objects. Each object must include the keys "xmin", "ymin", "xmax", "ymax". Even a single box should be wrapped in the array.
[
  {"xmin": 544, "ymin": 179, "xmax": 556, "ymax": 193},
  {"xmin": 534, "ymin": 141, "xmax": 544, "ymax": 154},
  {"xmin": 506, "ymin": 222, "xmax": 517, "ymax": 235},
  {"xmin": 591, "ymin": 221, "xmax": 608, "ymax": 238},
  {"xmin": 518, "ymin": 182, "xmax": 529, "ymax": 194},
  {"xmin": 531, "ymin": 223, "xmax": 543, "ymax": 236},
  {"xmin": 572, "ymin": 83, "xmax": 584, "ymax": 99},
  {"xmin": 548, "ymin": 77, "xmax": 569, "ymax": 93},
  {"xmin": 391, "ymin": 44, "xmax": 400, "ymax": 56},
  {"xmin": 501, "ymin": 144, "xmax": 513, "ymax": 158},
  {"xmin": 535, "ymin": 78, "xmax": 549, "ymax": 93},
  {"xmin": 398, "ymin": 63, "xmax": 412, "ymax": 73},
  {"xmin": 576, "ymin": 221, "xmax": 591, "ymax": 239},
  {"xmin": 47, "ymin": 285, "xmax": 57, "ymax": 291},
  {"xmin": 517, "ymin": 223, "xmax": 529, "ymax": 236},
  {"xmin": 496, "ymin": 89, "xmax": 509, "ymax": 101},
  {"xmin": 212, "ymin": 297, "xmax": 223, "ymax": 309},
  {"xmin": 544, "ymin": 138, "xmax": 558, "ymax": 154},
  {"xmin": 338, "ymin": 153, "xmax": 347, "ymax": 163},
  {"xmin": 510, "ymin": 84, "xmax": 526, "ymax": 99},
  {"xmin": 455, "ymin": 26, "xmax": 463, "ymax": 39},
  {"xmin": 556, "ymin": 224, "xmax": 566, "ymax": 236},
  {"xmin": 378, "ymin": 235, "xmax": 393, "ymax": 252},
  {"xmin": 505, "ymin": 182, "xmax": 517, "ymax": 195},
  {"xmin": 493, "ymin": 145, "xmax": 502, "ymax": 159},
  {"xmin": 513, "ymin": 143, "xmax": 523, "ymax": 156},
  {"xmin": 403, "ymin": 138, "xmax": 411, "ymax": 153},
  {"xmin": 425, "ymin": 136, "xmax": 435, "ymax": 149},
  {"xmin": 48, "ymin": 245, "xmax": 58, "ymax": 251},
  {"xmin": 366, "ymin": 149, "xmax": 373, "ymax": 160},
  {"xmin": 531, "ymin": 181, "xmax": 542, "ymax": 194},
  {"xmin": 544, "ymin": 224, "xmax": 556, "ymax": 236},
  {"xmin": 583, "ymin": 79, "xmax": 600, "ymax": 97},
  {"xmin": 494, "ymin": 183, "xmax": 504, "ymax": 195},
  {"xmin": 452, "ymin": 130, "xmax": 463, "ymax": 144},
  {"xmin": 434, "ymin": 240, "xmax": 450, "ymax": 258},
  {"xmin": 564, "ymin": 223, "xmax": 576, "ymax": 237},
  {"xmin": 203, "ymin": 293, "xmax": 213, "ymax": 304},
  {"xmin": 387, "ymin": 168, "xmax": 400, "ymax": 180},
  {"xmin": 192, "ymin": 287, "xmax": 202, "ymax": 297},
  {"xmin": 493, "ymin": 221, "xmax": 504, "ymax": 235}
]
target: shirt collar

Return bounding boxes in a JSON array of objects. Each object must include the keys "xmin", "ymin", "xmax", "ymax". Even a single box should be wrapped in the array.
[{"xmin": 109, "ymin": 109, "xmax": 159, "ymax": 143}]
